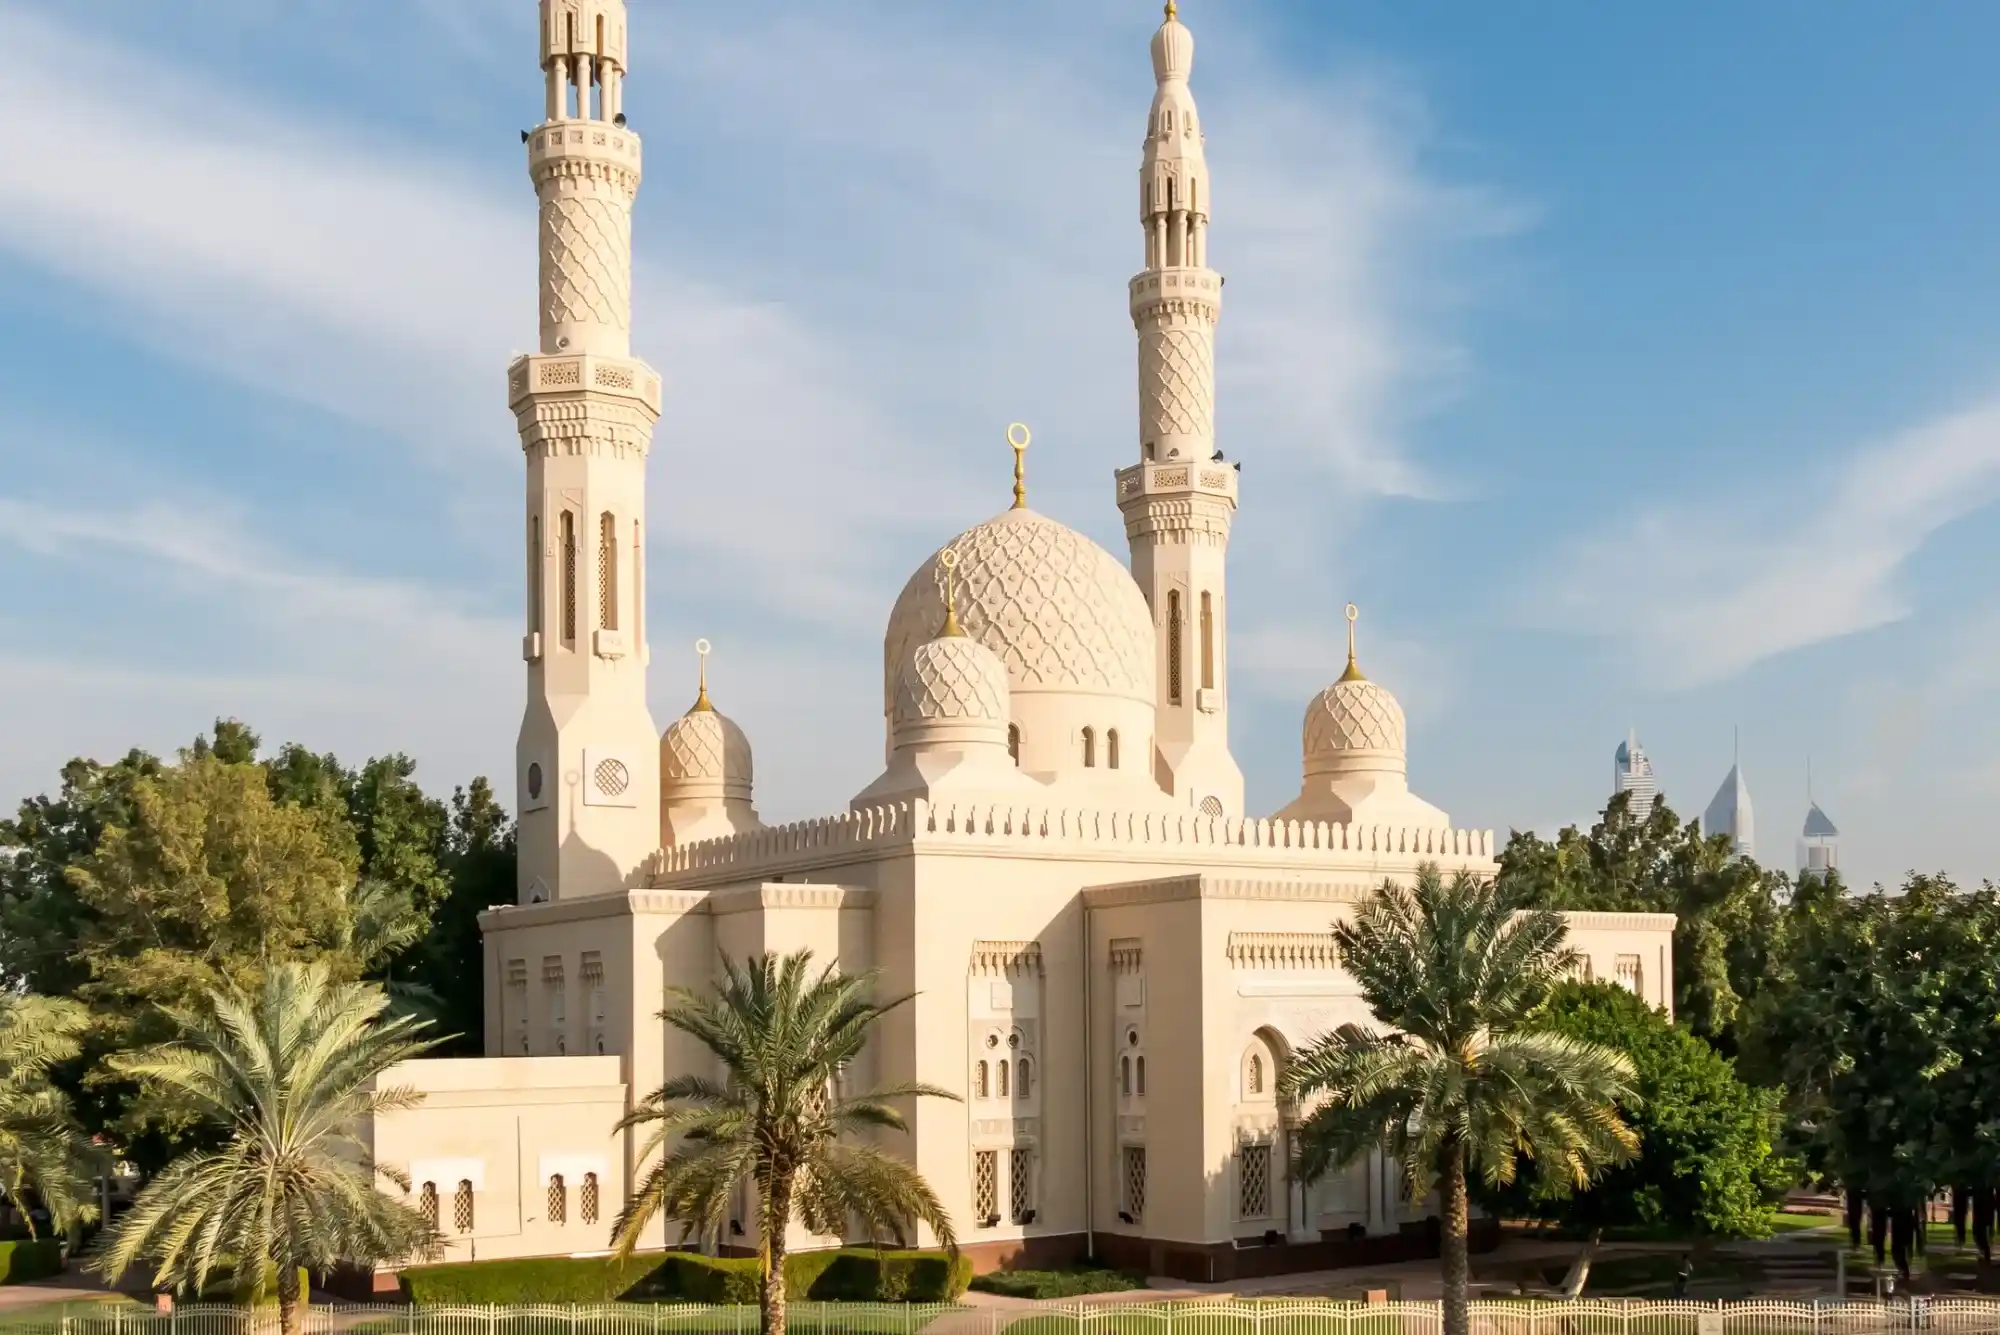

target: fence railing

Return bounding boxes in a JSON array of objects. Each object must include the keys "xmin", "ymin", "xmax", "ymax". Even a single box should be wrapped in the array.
[{"xmin": 22, "ymin": 1303, "xmax": 2000, "ymax": 1335}]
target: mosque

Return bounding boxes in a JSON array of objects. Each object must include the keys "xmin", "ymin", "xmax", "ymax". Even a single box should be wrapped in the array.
[{"xmin": 364, "ymin": 0, "xmax": 1675, "ymax": 1282}]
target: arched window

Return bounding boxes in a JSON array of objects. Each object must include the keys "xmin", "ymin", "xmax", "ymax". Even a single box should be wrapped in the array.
[
  {"xmin": 1200, "ymin": 591, "xmax": 1215, "ymax": 690},
  {"xmin": 997, "ymin": 1058, "xmax": 1010, "ymax": 1098},
  {"xmin": 528, "ymin": 517, "xmax": 542, "ymax": 635},
  {"xmin": 419, "ymin": 1181, "xmax": 439, "ymax": 1230},
  {"xmin": 1137, "ymin": 1056, "xmax": 1148, "ymax": 1096},
  {"xmin": 1007, "ymin": 724, "xmax": 1020, "ymax": 765},
  {"xmin": 581, "ymin": 1172, "xmax": 600, "ymax": 1225},
  {"xmin": 1017, "ymin": 1058, "xmax": 1032, "ymax": 1099},
  {"xmin": 559, "ymin": 511, "xmax": 577, "ymax": 645},
  {"xmin": 598, "ymin": 512, "xmax": 618, "ymax": 631},
  {"xmin": 1107, "ymin": 729, "xmax": 1121, "ymax": 770},
  {"xmin": 548, "ymin": 1173, "xmax": 567, "ymax": 1225},
  {"xmin": 1167, "ymin": 591, "xmax": 1184, "ymax": 705},
  {"xmin": 454, "ymin": 1179, "xmax": 475, "ymax": 1233},
  {"xmin": 1082, "ymin": 727, "xmax": 1096, "ymax": 768},
  {"xmin": 631, "ymin": 519, "xmax": 644, "ymax": 652},
  {"xmin": 1248, "ymin": 1054, "xmax": 1264, "ymax": 1096},
  {"xmin": 975, "ymin": 1061, "xmax": 989, "ymax": 1099},
  {"xmin": 1162, "ymin": 109, "xmax": 1173, "ymax": 134},
  {"xmin": 1121, "ymin": 1056, "xmax": 1131, "ymax": 1096}
]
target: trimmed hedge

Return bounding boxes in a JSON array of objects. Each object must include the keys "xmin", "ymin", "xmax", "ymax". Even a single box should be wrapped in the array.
[
  {"xmin": 0, "ymin": 1238, "xmax": 64, "ymax": 1285},
  {"xmin": 650, "ymin": 1250, "xmax": 970, "ymax": 1303},
  {"xmin": 399, "ymin": 1249, "xmax": 970, "ymax": 1305},
  {"xmin": 399, "ymin": 1256, "xmax": 669, "ymax": 1305}
]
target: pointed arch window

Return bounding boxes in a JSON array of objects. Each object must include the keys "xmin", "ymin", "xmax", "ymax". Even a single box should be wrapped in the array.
[
  {"xmin": 1248, "ymin": 1054, "xmax": 1264, "ymax": 1096},
  {"xmin": 997, "ymin": 1058, "xmax": 1010, "ymax": 1098},
  {"xmin": 1167, "ymin": 591, "xmax": 1184, "ymax": 705},
  {"xmin": 1121, "ymin": 1057, "xmax": 1132, "ymax": 1096},
  {"xmin": 1081, "ymin": 727, "xmax": 1096, "ymax": 769},
  {"xmin": 1137, "ymin": 1056, "xmax": 1148, "ymax": 1096},
  {"xmin": 1200, "ymin": 591, "xmax": 1215, "ymax": 690},
  {"xmin": 419, "ymin": 1182, "xmax": 439, "ymax": 1231},
  {"xmin": 1107, "ymin": 729, "xmax": 1121, "ymax": 770},
  {"xmin": 598, "ymin": 513, "xmax": 618, "ymax": 631},
  {"xmin": 1017, "ymin": 1058, "xmax": 1032, "ymax": 1099},
  {"xmin": 547, "ymin": 1174, "xmax": 567, "ymax": 1225},
  {"xmin": 559, "ymin": 511, "xmax": 577, "ymax": 645},
  {"xmin": 975, "ymin": 1061, "xmax": 990, "ymax": 1099},
  {"xmin": 581, "ymin": 1172, "xmax": 600, "ymax": 1226}
]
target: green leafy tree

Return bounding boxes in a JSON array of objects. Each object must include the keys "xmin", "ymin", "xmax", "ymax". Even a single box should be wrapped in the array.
[
  {"xmin": 1479, "ymin": 982, "xmax": 1788, "ymax": 1241},
  {"xmin": 1498, "ymin": 792, "xmax": 1790, "ymax": 1051},
  {"xmin": 91, "ymin": 962, "xmax": 440, "ymax": 1335},
  {"xmin": 612, "ymin": 951, "xmax": 959, "ymax": 1335},
  {"xmin": 1284, "ymin": 868, "xmax": 1638, "ymax": 1335},
  {"xmin": 0, "ymin": 994, "xmax": 103, "ymax": 1237},
  {"xmin": 408, "ymin": 780, "xmax": 515, "ymax": 1054}
]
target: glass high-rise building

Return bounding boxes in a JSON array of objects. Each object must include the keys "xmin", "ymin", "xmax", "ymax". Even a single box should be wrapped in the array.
[{"xmin": 1613, "ymin": 730, "xmax": 1659, "ymax": 821}]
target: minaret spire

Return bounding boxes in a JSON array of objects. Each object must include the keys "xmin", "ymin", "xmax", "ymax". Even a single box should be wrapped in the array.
[
  {"xmin": 1116, "ymin": 1, "xmax": 1244, "ymax": 817},
  {"xmin": 512, "ymin": 0, "xmax": 663, "ymax": 903}
]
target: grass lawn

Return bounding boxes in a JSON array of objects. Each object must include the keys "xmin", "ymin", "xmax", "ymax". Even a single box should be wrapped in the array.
[
  {"xmin": 343, "ymin": 1304, "xmax": 959, "ymax": 1335},
  {"xmin": 1765, "ymin": 1212, "xmax": 1839, "ymax": 1234},
  {"xmin": 0, "ymin": 1296, "xmax": 148, "ymax": 1333}
]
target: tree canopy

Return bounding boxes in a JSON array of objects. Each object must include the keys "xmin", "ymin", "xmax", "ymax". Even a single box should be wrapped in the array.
[{"xmin": 1479, "ymin": 981, "xmax": 1788, "ymax": 1240}]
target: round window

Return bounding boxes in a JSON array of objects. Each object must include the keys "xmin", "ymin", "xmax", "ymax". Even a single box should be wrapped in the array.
[
  {"xmin": 1007, "ymin": 1032, "xmax": 1021, "ymax": 1050},
  {"xmin": 985, "ymin": 1034, "xmax": 1000, "ymax": 1049},
  {"xmin": 527, "ymin": 762, "xmax": 544, "ymax": 800},
  {"xmin": 1127, "ymin": 1029, "xmax": 1140, "ymax": 1047}
]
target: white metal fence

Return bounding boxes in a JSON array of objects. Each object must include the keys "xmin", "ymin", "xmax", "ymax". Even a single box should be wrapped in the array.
[{"xmin": 22, "ymin": 1304, "xmax": 2000, "ymax": 1335}]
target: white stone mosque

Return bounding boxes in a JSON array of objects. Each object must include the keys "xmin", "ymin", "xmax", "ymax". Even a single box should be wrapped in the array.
[{"xmin": 364, "ymin": 0, "xmax": 1675, "ymax": 1283}]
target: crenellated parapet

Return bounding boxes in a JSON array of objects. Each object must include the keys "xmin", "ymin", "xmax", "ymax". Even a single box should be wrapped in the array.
[{"xmin": 644, "ymin": 796, "xmax": 1494, "ymax": 889}]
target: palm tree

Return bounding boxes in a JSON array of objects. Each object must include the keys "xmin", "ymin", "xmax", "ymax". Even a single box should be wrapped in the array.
[
  {"xmin": 0, "ymin": 993, "xmax": 102, "ymax": 1238},
  {"xmin": 91, "ymin": 962, "xmax": 441, "ymax": 1335},
  {"xmin": 1282, "ymin": 867, "xmax": 1639, "ymax": 1335},
  {"xmin": 612, "ymin": 951, "xmax": 959, "ymax": 1335}
]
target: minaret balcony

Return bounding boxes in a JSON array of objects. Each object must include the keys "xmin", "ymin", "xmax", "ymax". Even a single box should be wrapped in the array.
[
  {"xmin": 1116, "ymin": 458, "xmax": 1238, "ymax": 507},
  {"xmin": 508, "ymin": 352, "xmax": 662, "ymax": 416},
  {"xmin": 527, "ymin": 121, "xmax": 643, "ymax": 175},
  {"xmin": 1129, "ymin": 266, "xmax": 1221, "ymax": 321}
]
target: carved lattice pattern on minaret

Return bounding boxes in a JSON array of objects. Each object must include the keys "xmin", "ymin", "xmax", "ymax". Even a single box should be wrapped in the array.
[{"xmin": 541, "ymin": 193, "xmax": 632, "ymax": 334}]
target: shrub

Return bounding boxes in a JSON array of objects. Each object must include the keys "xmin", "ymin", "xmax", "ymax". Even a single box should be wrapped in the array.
[
  {"xmin": 398, "ymin": 1255, "xmax": 669, "ymax": 1304},
  {"xmin": 0, "ymin": 1238, "xmax": 64, "ymax": 1285},
  {"xmin": 646, "ymin": 1249, "xmax": 970, "ymax": 1303},
  {"xmin": 971, "ymin": 1267, "xmax": 1144, "ymax": 1300}
]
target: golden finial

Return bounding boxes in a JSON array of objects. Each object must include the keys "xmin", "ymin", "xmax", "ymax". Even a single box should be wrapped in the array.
[
  {"xmin": 937, "ymin": 550, "xmax": 965, "ymax": 638},
  {"xmin": 1339, "ymin": 603, "xmax": 1367, "ymax": 683},
  {"xmin": 1008, "ymin": 422, "xmax": 1032, "ymax": 510},
  {"xmin": 1164, "ymin": 0, "xmax": 1178, "ymax": 19},
  {"xmin": 690, "ymin": 637, "xmax": 715, "ymax": 712}
]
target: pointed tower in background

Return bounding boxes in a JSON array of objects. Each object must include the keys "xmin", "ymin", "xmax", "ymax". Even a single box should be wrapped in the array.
[
  {"xmin": 1613, "ymin": 729, "xmax": 1659, "ymax": 821},
  {"xmin": 1703, "ymin": 728, "xmax": 1755, "ymax": 859},
  {"xmin": 1799, "ymin": 760, "xmax": 1840, "ymax": 880},
  {"xmin": 512, "ymin": 0, "xmax": 663, "ymax": 902},
  {"xmin": 1116, "ymin": 1, "xmax": 1245, "ymax": 817}
]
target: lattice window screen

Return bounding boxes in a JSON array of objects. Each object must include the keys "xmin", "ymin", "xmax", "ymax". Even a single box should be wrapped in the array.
[
  {"xmin": 598, "ymin": 513, "xmax": 617, "ymax": 630},
  {"xmin": 559, "ymin": 511, "xmax": 577, "ymax": 643},
  {"xmin": 1168, "ymin": 590, "xmax": 1184, "ymax": 704},
  {"xmin": 1238, "ymin": 1143, "xmax": 1271, "ymax": 1219},
  {"xmin": 547, "ymin": 1174, "xmax": 567, "ymax": 1225},
  {"xmin": 581, "ymin": 1173, "xmax": 600, "ymax": 1225},
  {"xmin": 419, "ymin": 1181, "xmax": 438, "ymax": 1230},
  {"xmin": 1009, "ymin": 1148, "xmax": 1035, "ymax": 1223},
  {"xmin": 1123, "ymin": 1146, "xmax": 1147, "ymax": 1220},
  {"xmin": 453, "ymin": 1180, "xmax": 475, "ymax": 1233},
  {"xmin": 974, "ymin": 1151, "xmax": 998, "ymax": 1222}
]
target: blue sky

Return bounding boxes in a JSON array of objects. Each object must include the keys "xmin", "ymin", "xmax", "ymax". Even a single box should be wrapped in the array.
[{"xmin": 2, "ymin": 0, "xmax": 1996, "ymax": 890}]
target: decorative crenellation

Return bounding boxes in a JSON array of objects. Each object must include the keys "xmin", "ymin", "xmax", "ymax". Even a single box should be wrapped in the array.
[
  {"xmin": 646, "ymin": 797, "xmax": 1494, "ymax": 886},
  {"xmin": 1108, "ymin": 938, "xmax": 1144, "ymax": 973},
  {"xmin": 970, "ymin": 940, "xmax": 1045, "ymax": 978},
  {"xmin": 1226, "ymin": 932, "xmax": 1341, "ymax": 971}
]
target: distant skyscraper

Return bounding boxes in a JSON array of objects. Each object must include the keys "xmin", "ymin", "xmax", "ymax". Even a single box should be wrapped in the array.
[
  {"xmin": 1613, "ymin": 730, "xmax": 1659, "ymax": 821},
  {"xmin": 1799, "ymin": 800, "xmax": 1840, "ymax": 879},
  {"xmin": 1703, "ymin": 732, "xmax": 1754, "ymax": 860}
]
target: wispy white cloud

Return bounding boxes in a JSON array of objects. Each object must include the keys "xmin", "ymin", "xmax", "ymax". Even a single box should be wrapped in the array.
[
  {"xmin": 1539, "ymin": 399, "xmax": 2000, "ymax": 686},
  {"xmin": 0, "ymin": 0, "xmax": 1510, "ymax": 819}
]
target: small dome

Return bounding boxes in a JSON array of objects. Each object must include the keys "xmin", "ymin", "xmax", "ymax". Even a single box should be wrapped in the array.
[
  {"xmin": 1304, "ymin": 678, "xmax": 1407, "ymax": 766},
  {"xmin": 883, "ymin": 507, "xmax": 1155, "ymax": 711},
  {"xmin": 894, "ymin": 634, "xmax": 1010, "ymax": 731},
  {"xmin": 1151, "ymin": 6, "xmax": 1194, "ymax": 83},
  {"xmin": 661, "ymin": 698, "xmax": 753, "ymax": 799}
]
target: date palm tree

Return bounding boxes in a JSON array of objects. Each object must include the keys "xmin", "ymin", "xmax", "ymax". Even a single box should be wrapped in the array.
[
  {"xmin": 0, "ymin": 993, "xmax": 101, "ymax": 1238},
  {"xmin": 612, "ymin": 950, "xmax": 958, "ymax": 1335},
  {"xmin": 91, "ymin": 962, "xmax": 440, "ymax": 1335},
  {"xmin": 1283, "ymin": 867, "xmax": 1639, "ymax": 1335}
]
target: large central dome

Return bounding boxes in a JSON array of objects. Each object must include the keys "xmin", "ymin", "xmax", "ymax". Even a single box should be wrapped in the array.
[{"xmin": 884, "ymin": 508, "xmax": 1156, "ymax": 711}]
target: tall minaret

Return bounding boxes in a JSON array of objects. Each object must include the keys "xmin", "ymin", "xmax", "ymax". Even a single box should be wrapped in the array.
[
  {"xmin": 511, "ymin": 0, "xmax": 662, "ymax": 902},
  {"xmin": 1116, "ymin": 1, "xmax": 1244, "ymax": 816}
]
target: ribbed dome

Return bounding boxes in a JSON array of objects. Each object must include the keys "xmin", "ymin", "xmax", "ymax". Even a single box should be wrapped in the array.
[
  {"xmin": 1303, "ymin": 676, "xmax": 1407, "ymax": 774},
  {"xmin": 883, "ymin": 508, "xmax": 1156, "ymax": 711},
  {"xmin": 661, "ymin": 706, "xmax": 753, "ymax": 798},
  {"xmin": 894, "ymin": 634, "xmax": 1009, "ymax": 730},
  {"xmin": 1151, "ymin": 9, "xmax": 1194, "ymax": 83}
]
